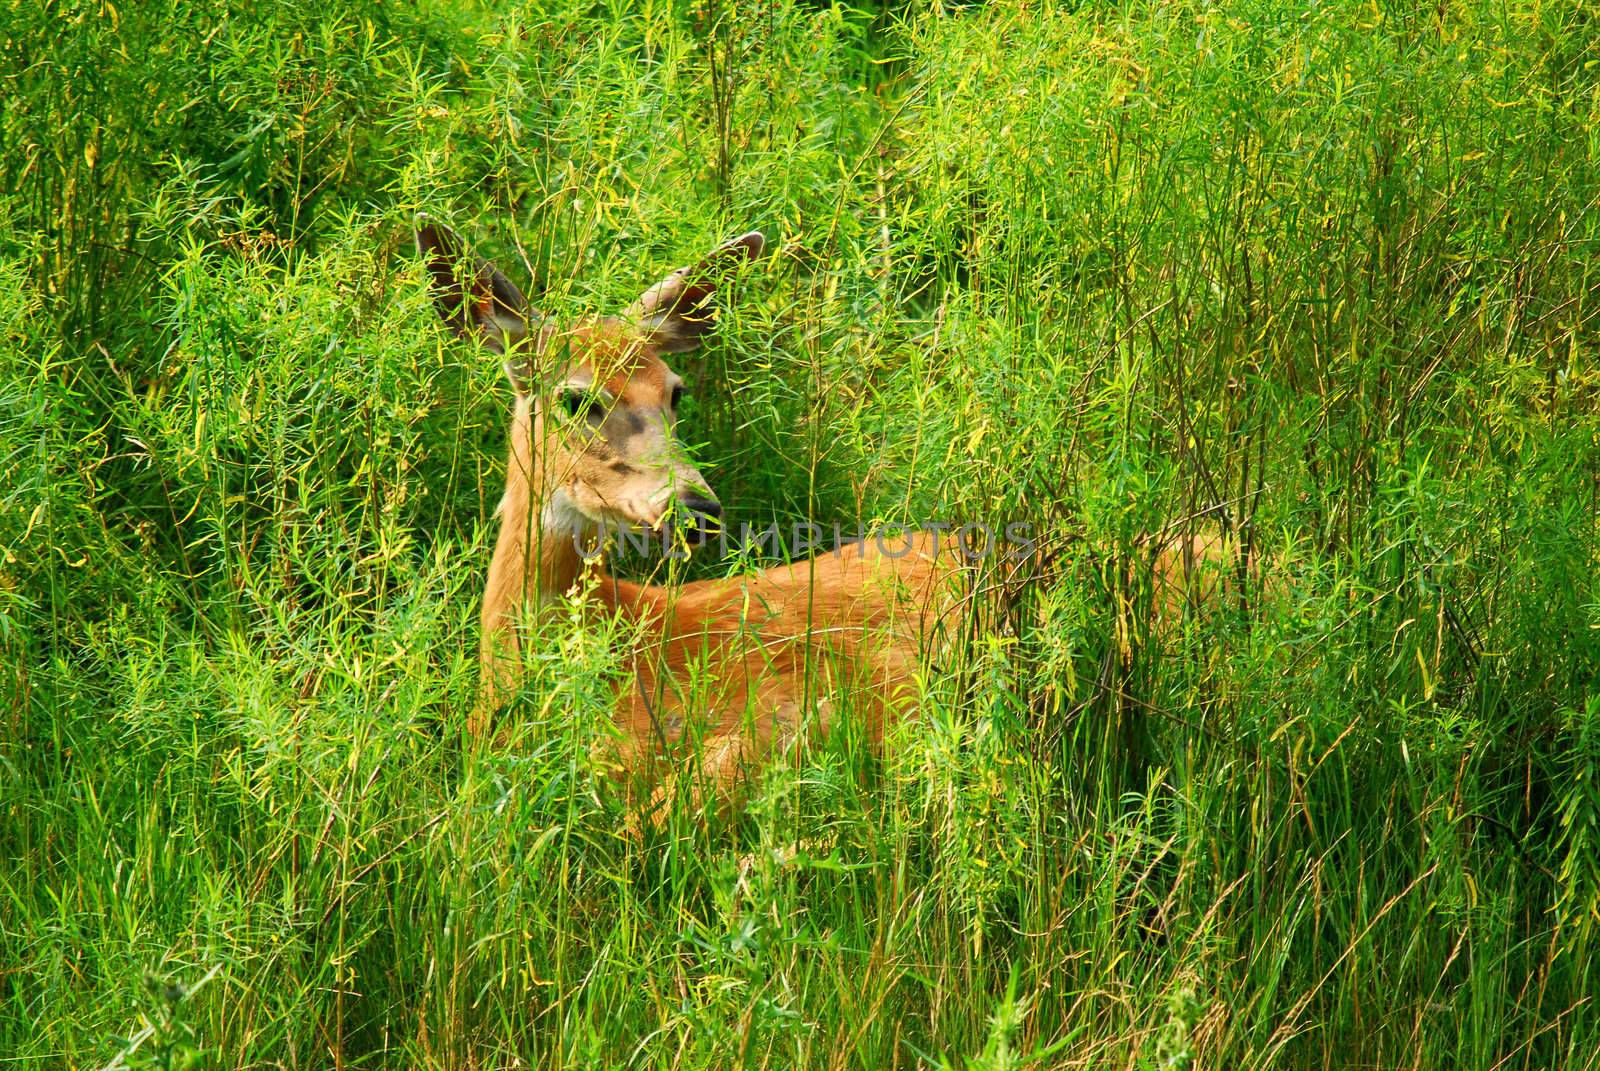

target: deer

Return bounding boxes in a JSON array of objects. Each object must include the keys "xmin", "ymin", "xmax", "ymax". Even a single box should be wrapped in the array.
[{"xmin": 415, "ymin": 219, "xmax": 970, "ymax": 824}]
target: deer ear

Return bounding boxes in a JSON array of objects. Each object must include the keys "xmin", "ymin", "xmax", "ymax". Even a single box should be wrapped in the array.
[
  {"xmin": 415, "ymin": 215, "xmax": 534, "ymax": 356},
  {"xmin": 626, "ymin": 230, "xmax": 764, "ymax": 353}
]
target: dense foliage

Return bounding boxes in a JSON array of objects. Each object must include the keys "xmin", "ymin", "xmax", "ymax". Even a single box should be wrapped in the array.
[{"xmin": 3, "ymin": 0, "xmax": 1597, "ymax": 1066}]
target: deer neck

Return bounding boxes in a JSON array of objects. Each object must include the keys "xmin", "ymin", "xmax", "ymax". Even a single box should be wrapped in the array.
[{"xmin": 497, "ymin": 397, "xmax": 603, "ymax": 606}]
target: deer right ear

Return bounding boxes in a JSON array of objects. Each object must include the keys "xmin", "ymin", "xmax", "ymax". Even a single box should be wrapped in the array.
[
  {"xmin": 626, "ymin": 230, "xmax": 765, "ymax": 353},
  {"xmin": 415, "ymin": 216, "xmax": 534, "ymax": 359}
]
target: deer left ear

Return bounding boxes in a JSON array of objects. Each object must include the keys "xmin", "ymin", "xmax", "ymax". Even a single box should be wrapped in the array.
[
  {"xmin": 415, "ymin": 215, "xmax": 534, "ymax": 357},
  {"xmin": 626, "ymin": 230, "xmax": 765, "ymax": 353}
]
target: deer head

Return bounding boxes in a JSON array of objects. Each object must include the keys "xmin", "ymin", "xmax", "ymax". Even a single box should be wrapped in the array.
[{"xmin": 416, "ymin": 218, "xmax": 764, "ymax": 547}]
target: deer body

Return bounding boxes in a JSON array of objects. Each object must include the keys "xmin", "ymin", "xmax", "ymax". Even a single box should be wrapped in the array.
[{"xmin": 418, "ymin": 221, "xmax": 963, "ymax": 814}]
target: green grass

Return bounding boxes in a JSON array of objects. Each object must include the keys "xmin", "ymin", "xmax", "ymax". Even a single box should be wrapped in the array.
[{"xmin": 3, "ymin": 0, "xmax": 1599, "ymax": 1066}]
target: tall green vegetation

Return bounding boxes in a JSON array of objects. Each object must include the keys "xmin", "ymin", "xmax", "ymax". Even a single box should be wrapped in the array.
[{"xmin": 2, "ymin": 0, "xmax": 1597, "ymax": 1066}]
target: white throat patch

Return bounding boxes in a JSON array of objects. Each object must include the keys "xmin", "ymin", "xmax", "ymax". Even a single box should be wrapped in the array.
[{"xmin": 540, "ymin": 489, "xmax": 596, "ymax": 543}]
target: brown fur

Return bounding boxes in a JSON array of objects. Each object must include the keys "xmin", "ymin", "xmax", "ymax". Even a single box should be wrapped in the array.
[{"xmin": 417, "ymin": 223, "xmax": 966, "ymax": 823}]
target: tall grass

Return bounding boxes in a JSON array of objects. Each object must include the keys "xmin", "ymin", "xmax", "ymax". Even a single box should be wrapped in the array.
[{"xmin": 2, "ymin": 0, "xmax": 1597, "ymax": 1066}]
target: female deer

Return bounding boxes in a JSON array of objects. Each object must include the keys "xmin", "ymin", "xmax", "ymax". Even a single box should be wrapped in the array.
[{"xmin": 416, "ymin": 221, "xmax": 967, "ymax": 819}]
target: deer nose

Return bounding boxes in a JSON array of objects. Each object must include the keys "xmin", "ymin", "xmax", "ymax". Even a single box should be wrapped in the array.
[
  {"xmin": 679, "ymin": 492, "xmax": 722, "ymax": 545},
  {"xmin": 681, "ymin": 492, "xmax": 721, "ymax": 520}
]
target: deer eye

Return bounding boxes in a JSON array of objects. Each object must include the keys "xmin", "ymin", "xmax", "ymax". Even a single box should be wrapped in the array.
[
  {"xmin": 670, "ymin": 385, "xmax": 685, "ymax": 410},
  {"xmin": 557, "ymin": 389, "xmax": 602, "ymax": 422}
]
